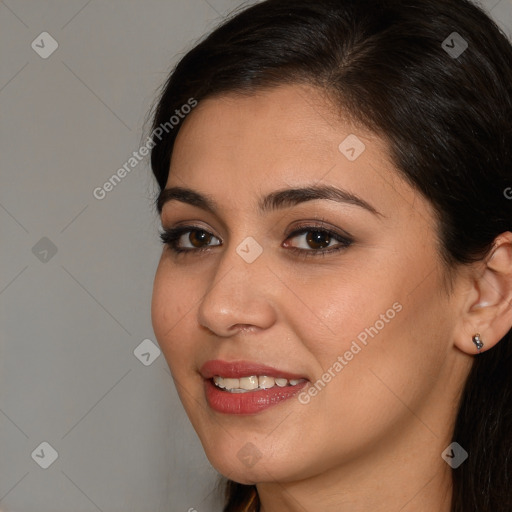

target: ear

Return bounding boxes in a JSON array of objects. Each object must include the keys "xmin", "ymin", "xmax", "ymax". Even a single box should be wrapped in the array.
[{"xmin": 453, "ymin": 231, "xmax": 512, "ymax": 355}]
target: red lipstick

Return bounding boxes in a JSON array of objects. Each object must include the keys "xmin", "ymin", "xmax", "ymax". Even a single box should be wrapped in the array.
[{"xmin": 200, "ymin": 360, "xmax": 309, "ymax": 415}]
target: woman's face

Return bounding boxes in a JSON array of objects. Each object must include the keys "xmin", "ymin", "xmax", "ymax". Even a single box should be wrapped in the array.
[{"xmin": 151, "ymin": 84, "xmax": 469, "ymax": 485}]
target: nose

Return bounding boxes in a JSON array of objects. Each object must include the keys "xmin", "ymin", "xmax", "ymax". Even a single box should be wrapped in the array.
[{"xmin": 197, "ymin": 237, "xmax": 277, "ymax": 337}]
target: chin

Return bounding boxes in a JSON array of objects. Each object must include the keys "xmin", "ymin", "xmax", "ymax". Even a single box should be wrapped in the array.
[{"xmin": 200, "ymin": 436, "xmax": 313, "ymax": 485}]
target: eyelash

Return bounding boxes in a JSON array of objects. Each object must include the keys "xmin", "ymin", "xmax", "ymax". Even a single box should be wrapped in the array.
[{"xmin": 159, "ymin": 221, "xmax": 353, "ymax": 259}]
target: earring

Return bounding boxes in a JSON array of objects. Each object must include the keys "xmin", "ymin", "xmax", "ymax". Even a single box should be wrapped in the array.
[{"xmin": 472, "ymin": 333, "xmax": 484, "ymax": 351}]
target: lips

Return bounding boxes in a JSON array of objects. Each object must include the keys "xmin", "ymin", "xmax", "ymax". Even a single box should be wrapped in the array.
[
  {"xmin": 204, "ymin": 377, "xmax": 308, "ymax": 414},
  {"xmin": 199, "ymin": 359, "xmax": 309, "ymax": 381},
  {"xmin": 199, "ymin": 359, "xmax": 310, "ymax": 414}
]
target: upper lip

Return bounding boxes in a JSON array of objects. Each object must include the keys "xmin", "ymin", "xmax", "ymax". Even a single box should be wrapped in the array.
[{"xmin": 200, "ymin": 359, "xmax": 309, "ymax": 380}]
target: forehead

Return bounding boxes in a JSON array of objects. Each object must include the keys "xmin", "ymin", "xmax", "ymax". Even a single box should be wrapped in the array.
[
  {"xmin": 173, "ymin": 84, "xmax": 367, "ymax": 157},
  {"xmin": 169, "ymin": 84, "xmax": 387, "ymax": 183},
  {"xmin": 164, "ymin": 84, "xmax": 431, "ymax": 224}
]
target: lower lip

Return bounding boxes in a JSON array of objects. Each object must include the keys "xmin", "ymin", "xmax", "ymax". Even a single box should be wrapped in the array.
[{"xmin": 204, "ymin": 378, "xmax": 308, "ymax": 415}]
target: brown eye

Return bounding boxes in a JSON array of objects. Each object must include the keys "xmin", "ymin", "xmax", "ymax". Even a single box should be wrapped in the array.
[
  {"xmin": 283, "ymin": 225, "xmax": 353, "ymax": 258},
  {"xmin": 305, "ymin": 230, "xmax": 332, "ymax": 250},
  {"xmin": 159, "ymin": 226, "xmax": 221, "ymax": 253},
  {"xmin": 286, "ymin": 229, "xmax": 341, "ymax": 251},
  {"xmin": 188, "ymin": 230, "xmax": 212, "ymax": 248}
]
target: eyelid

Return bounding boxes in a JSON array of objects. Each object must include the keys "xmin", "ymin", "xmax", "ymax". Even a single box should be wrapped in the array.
[{"xmin": 286, "ymin": 219, "xmax": 353, "ymax": 240}]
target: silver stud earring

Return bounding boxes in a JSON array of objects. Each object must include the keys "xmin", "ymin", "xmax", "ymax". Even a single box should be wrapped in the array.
[{"xmin": 472, "ymin": 333, "xmax": 484, "ymax": 352}]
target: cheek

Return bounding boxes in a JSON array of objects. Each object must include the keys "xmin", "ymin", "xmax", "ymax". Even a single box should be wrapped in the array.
[
  {"xmin": 151, "ymin": 259, "xmax": 197, "ymax": 369},
  {"xmin": 281, "ymin": 262, "xmax": 399, "ymax": 362},
  {"xmin": 315, "ymin": 278, "xmax": 448, "ymax": 424},
  {"xmin": 285, "ymin": 247, "xmax": 449, "ymax": 417}
]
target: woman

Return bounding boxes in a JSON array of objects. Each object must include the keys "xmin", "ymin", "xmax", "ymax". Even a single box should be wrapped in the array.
[{"xmin": 148, "ymin": 0, "xmax": 512, "ymax": 510}]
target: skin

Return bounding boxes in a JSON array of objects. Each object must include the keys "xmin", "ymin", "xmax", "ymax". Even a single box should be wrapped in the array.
[{"xmin": 151, "ymin": 84, "xmax": 512, "ymax": 512}]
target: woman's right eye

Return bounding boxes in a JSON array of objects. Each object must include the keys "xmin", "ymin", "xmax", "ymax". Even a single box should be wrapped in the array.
[{"xmin": 159, "ymin": 226, "xmax": 221, "ymax": 254}]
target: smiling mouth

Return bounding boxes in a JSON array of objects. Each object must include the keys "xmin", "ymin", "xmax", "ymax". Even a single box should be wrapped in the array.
[{"xmin": 212, "ymin": 375, "xmax": 307, "ymax": 393}]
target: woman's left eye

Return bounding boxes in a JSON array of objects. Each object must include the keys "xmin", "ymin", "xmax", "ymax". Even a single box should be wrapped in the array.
[
  {"xmin": 283, "ymin": 227, "xmax": 353, "ymax": 257},
  {"xmin": 159, "ymin": 224, "xmax": 353, "ymax": 258}
]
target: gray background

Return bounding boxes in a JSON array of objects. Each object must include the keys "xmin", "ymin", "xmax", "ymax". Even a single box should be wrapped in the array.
[{"xmin": 1, "ymin": 1, "xmax": 511, "ymax": 511}]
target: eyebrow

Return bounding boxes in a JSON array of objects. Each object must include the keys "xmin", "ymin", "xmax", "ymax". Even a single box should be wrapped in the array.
[{"xmin": 156, "ymin": 184, "xmax": 382, "ymax": 217}]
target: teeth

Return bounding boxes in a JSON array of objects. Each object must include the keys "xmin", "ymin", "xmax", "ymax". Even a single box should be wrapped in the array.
[
  {"xmin": 258, "ymin": 376, "xmax": 275, "ymax": 389},
  {"xmin": 239, "ymin": 376, "xmax": 259, "ymax": 390},
  {"xmin": 222, "ymin": 377, "xmax": 239, "ymax": 390},
  {"xmin": 212, "ymin": 375, "xmax": 304, "ymax": 392}
]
